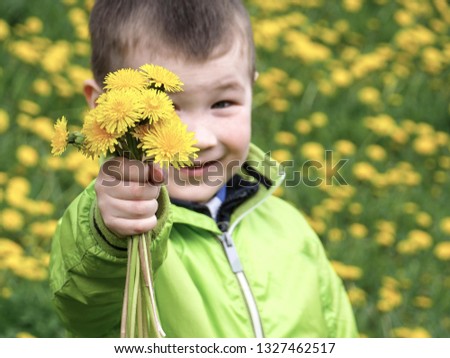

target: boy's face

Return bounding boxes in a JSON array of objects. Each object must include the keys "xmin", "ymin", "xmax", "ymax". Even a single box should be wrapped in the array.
[{"xmin": 132, "ymin": 43, "xmax": 253, "ymax": 203}]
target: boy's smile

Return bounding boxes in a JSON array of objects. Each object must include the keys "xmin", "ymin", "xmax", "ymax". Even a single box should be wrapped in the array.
[{"xmin": 130, "ymin": 42, "xmax": 254, "ymax": 203}]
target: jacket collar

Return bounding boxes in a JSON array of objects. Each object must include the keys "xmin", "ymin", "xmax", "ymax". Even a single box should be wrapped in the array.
[{"xmin": 170, "ymin": 143, "xmax": 286, "ymax": 233}]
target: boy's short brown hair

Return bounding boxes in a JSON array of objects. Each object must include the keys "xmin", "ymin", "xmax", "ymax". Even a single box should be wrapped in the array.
[{"xmin": 89, "ymin": 0, "xmax": 256, "ymax": 86}]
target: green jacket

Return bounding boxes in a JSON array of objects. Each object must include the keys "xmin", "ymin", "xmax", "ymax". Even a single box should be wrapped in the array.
[{"xmin": 49, "ymin": 144, "xmax": 358, "ymax": 338}]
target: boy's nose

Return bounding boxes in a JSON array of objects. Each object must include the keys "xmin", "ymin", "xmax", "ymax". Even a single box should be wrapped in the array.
[{"xmin": 191, "ymin": 123, "xmax": 218, "ymax": 150}]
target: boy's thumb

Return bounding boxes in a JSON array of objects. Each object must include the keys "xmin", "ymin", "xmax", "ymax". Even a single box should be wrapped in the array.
[{"xmin": 148, "ymin": 163, "xmax": 165, "ymax": 184}]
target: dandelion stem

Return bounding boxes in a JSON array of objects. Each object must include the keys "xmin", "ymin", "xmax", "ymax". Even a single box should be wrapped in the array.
[{"xmin": 120, "ymin": 238, "xmax": 133, "ymax": 338}]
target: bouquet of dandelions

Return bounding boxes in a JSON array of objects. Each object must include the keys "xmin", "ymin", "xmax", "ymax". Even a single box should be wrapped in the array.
[{"xmin": 51, "ymin": 64, "xmax": 198, "ymax": 338}]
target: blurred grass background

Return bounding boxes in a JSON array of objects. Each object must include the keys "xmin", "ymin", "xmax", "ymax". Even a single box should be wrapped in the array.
[{"xmin": 0, "ymin": 0, "xmax": 449, "ymax": 338}]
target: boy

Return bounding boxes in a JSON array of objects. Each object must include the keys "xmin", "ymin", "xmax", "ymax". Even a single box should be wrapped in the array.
[{"xmin": 49, "ymin": 0, "xmax": 358, "ymax": 338}]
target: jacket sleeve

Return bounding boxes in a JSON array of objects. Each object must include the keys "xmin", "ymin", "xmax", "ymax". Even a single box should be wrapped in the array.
[
  {"xmin": 315, "ymin": 237, "xmax": 359, "ymax": 337},
  {"xmin": 48, "ymin": 180, "xmax": 173, "ymax": 337}
]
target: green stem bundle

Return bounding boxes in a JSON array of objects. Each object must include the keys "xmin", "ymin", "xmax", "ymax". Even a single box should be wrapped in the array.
[{"xmin": 120, "ymin": 234, "xmax": 165, "ymax": 338}]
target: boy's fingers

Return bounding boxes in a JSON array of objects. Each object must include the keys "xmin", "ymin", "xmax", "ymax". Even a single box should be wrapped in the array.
[
  {"xmin": 102, "ymin": 157, "xmax": 150, "ymax": 183},
  {"xmin": 148, "ymin": 163, "xmax": 165, "ymax": 184}
]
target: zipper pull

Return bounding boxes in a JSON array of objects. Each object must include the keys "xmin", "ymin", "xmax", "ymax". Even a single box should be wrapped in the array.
[{"xmin": 218, "ymin": 231, "xmax": 243, "ymax": 274}]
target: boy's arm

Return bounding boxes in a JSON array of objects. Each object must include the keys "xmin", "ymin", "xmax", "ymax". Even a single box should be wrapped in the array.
[
  {"xmin": 49, "ymin": 181, "xmax": 172, "ymax": 337},
  {"xmin": 315, "ymin": 239, "xmax": 359, "ymax": 338}
]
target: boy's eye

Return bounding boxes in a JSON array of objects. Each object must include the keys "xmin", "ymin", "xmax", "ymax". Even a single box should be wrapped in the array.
[{"xmin": 212, "ymin": 101, "xmax": 232, "ymax": 109}]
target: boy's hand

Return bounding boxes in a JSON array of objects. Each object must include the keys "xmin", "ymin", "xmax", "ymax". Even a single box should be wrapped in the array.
[{"xmin": 95, "ymin": 157, "xmax": 165, "ymax": 237}]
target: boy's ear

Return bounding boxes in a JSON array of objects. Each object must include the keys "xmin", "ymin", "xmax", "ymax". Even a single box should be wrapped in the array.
[{"xmin": 83, "ymin": 79, "xmax": 102, "ymax": 109}]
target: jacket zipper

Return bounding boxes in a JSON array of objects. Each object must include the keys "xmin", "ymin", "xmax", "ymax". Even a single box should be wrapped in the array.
[
  {"xmin": 216, "ymin": 167, "xmax": 286, "ymax": 337},
  {"xmin": 217, "ymin": 224, "xmax": 264, "ymax": 338}
]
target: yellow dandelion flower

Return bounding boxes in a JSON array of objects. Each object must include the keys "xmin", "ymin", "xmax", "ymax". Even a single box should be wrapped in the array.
[
  {"xmin": 132, "ymin": 123, "xmax": 152, "ymax": 144},
  {"xmin": 141, "ymin": 116, "xmax": 198, "ymax": 169},
  {"xmin": 434, "ymin": 242, "xmax": 450, "ymax": 261},
  {"xmin": 331, "ymin": 260, "xmax": 363, "ymax": 281},
  {"xmin": 17, "ymin": 145, "xmax": 39, "ymax": 167},
  {"xmin": 139, "ymin": 64, "xmax": 183, "ymax": 92},
  {"xmin": 294, "ymin": 119, "xmax": 311, "ymax": 135},
  {"xmin": 347, "ymin": 286, "xmax": 367, "ymax": 307},
  {"xmin": 335, "ymin": 139, "xmax": 356, "ymax": 156},
  {"xmin": 0, "ymin": 108, "xmax": 10, "ymax": 134},
  {"xmin": 274, "ymin": 131, "xmax": 297, "ymax": 146},
  {"xmin": 271, "ymin": 149, "xmax": 292, "ymax": 163},
  {"xmin": 96, "ymin": 90, "xmax": 143, "ymax": 135},
  {"xmin": 440, "ymin": 217, "xmax": 450, "ymax": 235},
  {"xmin": 349, "ymin": 223, "xmax": 368, "ymax": 240},
  {"xmin": 104, "ymin": 68, "xmax": 148, "ymax": 91},
  {"xmin": 51, "ymin": 116, "xmax": 69, "ymax": 156},
  {"xmin": 140, "ymin": 89, "xmax": 175, "ymax": 123},
  {"xmin": 413, "ymin": 135, "xmax": 438, "ymax": 155},
  {"xmin": 413, "ymin": 296, "xmax": 433, "ymax": 309},
  {"xmin": 82, "ymin": 109, "xmax": 121, "ymax": 157}
]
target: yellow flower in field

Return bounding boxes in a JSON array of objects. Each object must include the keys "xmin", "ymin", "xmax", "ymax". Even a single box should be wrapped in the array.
[
  {"xmin": 104, "ymin": 68, "xmax": 148, "ymax": 91},
  {"xmin": 140, "ymin": 89, "xmax": 175, "ymax": 123},
  {"xmin": 140, "ymin": 64, "xmax": 183, "ymax": 93},
  {"xmin": 82, "ymin": 109, "xmax": 121, "ymax": 157},
  {"xmin": 96, "ymin": 90, "xmax": 144, "ymax": 135},
  {"xmin": 294, "ymin": 119, "xmax": 311, "ymax": 135},
  {"xmin": 375, "ymin": 232, "xmax": 395, "ymax": 247},
  {"xmin": 141, "ymin": 116, "xmax": 198, "ymax": 169},
  {"xmin": 30, "ymin": 220, "xmax": 58, "ymax": 240},
  {"xmin": 51, "ymin": 116, "xmax": 69, "ymax": 156},
  {"xmin": 32, "ymin": 78, "xmax": 52, "ymax": 96},
  {"xmin": 358, "ymin": 87, "xmax": 380, "ymax": 106},
  {"xmin": 23, "ymin": 17, "xmax": 43, "ymax": 34},
  {"xmin": 1, "ymin": 287, "xmax": 12, "ymax": 299},
  {"xmin": 413, "ymin": 296, "xmax": 433, "ymax": 309},
  {"xmin": 434, "ymin": 242, "xmax": 450, "ymax": 261},
  {"xmin": 19, "ymin": 99, "xmax": 41, "ymax": 115},
  {"xmin": 377, "ymin": 285, "xmax": 402, "ymax": 312},
  {"xmin": 403, "ymin": 202, "xmax": 419, "ymax": 214},
  {"xmin": 347, "ymin": 286, "xmax": 367, "ymax": 307},
  {"xmin": 331, "ymin": 68, "xmax": 353, "ymax": 87},
  {"xmin": 274, "ymin": 131, "xmax": 297, "ymax": 146},
  {"xmin": 1, "ymin": 209, "xmax": 24, "ymax": 232},
  {"xmin": 287, "ymin": 79, "xmax": 303, "ymax": 95},
  {"xmin": 16, "ymin": 332, "xmax": 36, "ymax": 338},
  {"xmin": 334, "ymin": 139, "xmax": 356, "ymax": 156},
  {"xmin": 413, "ymin": 135, "xmax": 438, "ymax": 155},
  {"xmin": 391, "ymin": 128, "xmax": 409, "ymax": 145},
  {"xmin": 397, "ymin": 230, "xmax": 433, "ymax": 255},
  {"xmin": 0, "ymin": 19, "xmax": 10, "ymax": 41},
  {"xmin": 348, "ymin": 202, "xmax": 363, "ymax": 215},
  {"xmin": 270, "ymin": 98, "xmax": 290, "ymax": 112},
  {"xmin": 439, "ymin": 156, "xmax": 450, "ymax": 170},
  {"xmin": 310, "ymin": 112, "xmax": 328, "ymax": 127},
  {"xmin": 392, "ymin": 327, "xmax": 431, "ymax": 338},
  {"xmin": 352, "ymin": 162, "xmax": 377, "ymax": 181},
  {"xmin": 342, "ymin": 0, "xmax": 363, "ymax": 13},
  {"xmin": 300, "ymin": 142, "xmax": 324, "ymax": 160},
  {"xmin": 0, "ymin": 108, "xmax": 10, "ymax": 133},
  {"xmin": 327, "ymin": 228, "xmax": 343, "ymax": 242},
  {"xmin": 16, "ymin": 145, "xmax": 39, "ymax": 167},
  {"xmin": 440, "ymin": 217, "xmax": 450, "ymax": 235},
  {"xmin": 331, "ymin": 261, "xmax": 363, "ymax": 280},
  {"xmin": 0, "ymin": 238, "xmax": 24, "ymax": 257},
  {"xmin": 364, "ymin": 114, "xmax": 397, "ymax": 136},
  {"xmin": 271, "ymin": 149, "xmax": 292, "ymax": 163},
  {"xmin": 0, "ymin": 172, "xmax": 7, "ymax": 185},
  {"xmin": 349, "ymin": 223, "xmax": 368, "ymax": 240},
  {"xmin": 394, "ymin": 10, "xmax": 414, "ymax": 26},
  {"xmin": 41, "ymin": 41, "xmax": 71, "ymax": 73},
  {"xmin": 365, "ymin": 144, "xmax": 386, "ymax": 161},
  {"xmin": 415, "ymin": 212, "xmax": 432, "ymax": 228}
]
